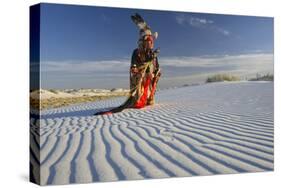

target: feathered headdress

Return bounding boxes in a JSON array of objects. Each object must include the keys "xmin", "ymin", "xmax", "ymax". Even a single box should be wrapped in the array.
[{"xmin": 131, "ymin": 13, "xmax": 158, "ymax": 45}]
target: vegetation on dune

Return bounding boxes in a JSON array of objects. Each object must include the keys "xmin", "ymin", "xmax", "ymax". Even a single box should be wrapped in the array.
[
  {"xmin": 249, "ymin": 73, "xmax": 274, "ymax": 81},
  {"xmin": 49, "ymin": 89, "xmax": 59, "ymax": 94},
  {"xmin": 206, "ymin": 73, "xmax": 274, "ymax": 83},
  {"xmin": 206, "ymin": 74, "xmax": 240, "ymax": 83}
]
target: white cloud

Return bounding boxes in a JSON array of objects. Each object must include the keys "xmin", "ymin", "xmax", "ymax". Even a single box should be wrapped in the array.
[
  {"xmin": 160, "ymin": 53, "xmax": 272, "ymax": 68},
  {"xmin": 40, "ymin": 53, "xmax": 273, "ymax": 89},
  {"xmin": 41, "ymin": 59, "xmax": 130, "ymax": 73},
  {"xmin": 190, "ymin": 17, "xmax": 214, "ymax": 26},
  {"xmin": 175, "ymin": 14, "xmax": 230, "ymax": 36},
  {"xmin": 156, "ymin": 53, "xmax": 273, "ymax": 88},
  {"xmin": 217, "ymin": 27, "xmax": 230, "ymax": 36},
  {"xmin": 41, "ymin": 53, "xmax": 273, "ymax": 77},
  {"xmin": 158, "ymin": 53, "xmax": 273, "ymax": 86},
  {"xmin": 176, "ymin": 14, "xmax": 214, "ymax": 26}
]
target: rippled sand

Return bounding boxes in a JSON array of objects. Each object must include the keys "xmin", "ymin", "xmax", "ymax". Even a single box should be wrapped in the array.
[{"xmin": 30, "ymin": 81, "xmax": 274, "ymax": 185}]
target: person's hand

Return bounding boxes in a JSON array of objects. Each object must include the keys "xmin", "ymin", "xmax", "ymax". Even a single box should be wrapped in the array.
[
  {"xmin": 131, "ymin": 67, "xmax": 138, "ymax": 74},
  {"xmin": 158, "ymin": 72, "xmax": 161, "ymax": 77},
  {"xmin": 158, "ymin": 69, "xmax": 161, "ymax": 77},
  {"xmin": 131, "ymin": 64, "xmax": 139, "ymax": 74}
]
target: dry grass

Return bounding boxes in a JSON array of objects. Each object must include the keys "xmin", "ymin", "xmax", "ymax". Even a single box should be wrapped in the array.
[
  {"xmin": 30, "ymin": 93, "xmax": 129, "ymax": 110},
  {"xmin": 206, "ymin": 74, "xmax": 240, "ymax": 83},
  {"xmin": 249, "ymin": 73, "xmax": 273, "ymax": 81}
]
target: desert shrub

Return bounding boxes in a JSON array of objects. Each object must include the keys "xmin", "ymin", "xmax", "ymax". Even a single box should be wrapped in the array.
[
  {"xmin": 206, "ymin": 74, "xmax": 240, "ymax": 83},
  {"xmin": 249, "ymin": 73, "xmax": 274, "ymax": 81},
  {"xmin": 49, "ymin": 89, "xmax": 59, "ymax": 94}
]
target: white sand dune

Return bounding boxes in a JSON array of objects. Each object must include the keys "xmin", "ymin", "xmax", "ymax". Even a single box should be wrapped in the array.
[{"xmin": 30, "ymin": 81, "xmax": 274, "ymax": 185}]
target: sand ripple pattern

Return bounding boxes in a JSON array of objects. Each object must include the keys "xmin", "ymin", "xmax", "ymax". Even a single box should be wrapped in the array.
[{"xmin": 30, "ymin": 82, "xmax": 274, "ymax": 185}]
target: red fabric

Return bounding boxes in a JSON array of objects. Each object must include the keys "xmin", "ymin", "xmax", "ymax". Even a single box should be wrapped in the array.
[{"xmin": 134, "ymin": 77, "xmax": 151, "ymax": 109}]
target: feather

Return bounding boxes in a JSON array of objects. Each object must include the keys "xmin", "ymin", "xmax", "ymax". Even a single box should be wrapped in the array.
[{"xmin": 131, "ymin": 13, "xmax": 150, "ymax": 31}]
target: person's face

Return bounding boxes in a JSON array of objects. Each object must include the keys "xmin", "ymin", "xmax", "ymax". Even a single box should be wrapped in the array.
[{"xmin": 143, "ymin": 36, "xmax": 154, "ymax": 50}]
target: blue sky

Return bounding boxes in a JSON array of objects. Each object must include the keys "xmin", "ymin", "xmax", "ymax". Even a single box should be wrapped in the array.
[{"xmin": 36, "ymin": 3, "xmax": 274, "ymax": 89}]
